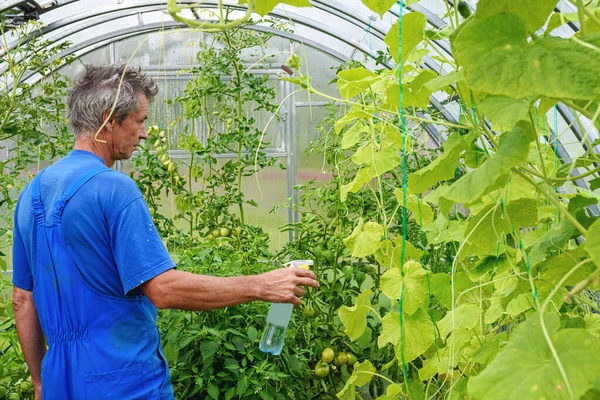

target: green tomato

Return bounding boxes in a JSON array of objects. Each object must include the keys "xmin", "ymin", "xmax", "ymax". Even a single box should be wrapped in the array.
[
  {"xmin": 211, "ymin": 229, "xmax": 221, "ymax": 238},
  {"xmin": 207, "ymin": 234, "xmax": 214, "ymax": 241},
  {"xmin": 333, "ymin": 352, "xmax": 347, "ymax": 366},
  {"xmin": 314, "ymin": 362, "xmax": 329, "ymax": 378},
  {"xmin": 219, "ymin": 227, "xmax": 229, "ymax": 237},
  {"xmin": 0, "ymin": 387, "xmax": 6, "ymax": 398},
  {"xmin": 303, "ymin": 304, "xmax": 316, "ymax": 318},
  {"xmin": 346, "ymin": 352, "xmax": 357, "ymax": 366},
  {"xmin": 19, "ymin": 381, "xmax": 32, "ymax": 393},
  {"xmin": 147, "ymin": 125, "xmax": 159, "ymax": 135},
  {"xmin": 321, "ymin": 348, "xmax": 335, "ymax": 364}
]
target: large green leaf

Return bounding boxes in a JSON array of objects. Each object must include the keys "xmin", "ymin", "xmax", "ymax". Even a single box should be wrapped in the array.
[
  {"xmin": 385, "ymin": 12, "xmax": 427, "ymax": 65},
  {"xmin": 334, "ymin": 106, "xmax": 371, "ymax": 134},
  {"xmin": 586, "ymin": 219, "xmax": 600, "ymax": 268},
  {"xmin": 430, "ymin": 272, "xmax": 476, "ymax": 310},
  {"xmin": 340, "ymin": 167, "xmax": 374, "ymax": 202},
  {"xmin": 394, "ymin": 190, "xmax": 434, "ymax": 227},
  {"xmin": 339, "ymin": 290, "xmax": 373, "ymax": 341},
  {"xmin": 505, "ymin": 293, "xmax": 534, "ymax": 317},
  {"xmin": 468, "ymin": 313, "xmax": 600, "ymax": 400},
  {"xmin": 537, "ymin": 248, "xmax": 594, "ymax": 295},
  {"xmin": 341, "ymin": 122, "xmax": 368, "ymax": 150},
  {"xmin": 442, "ymin": 122, "xmax": 534, "ymax": 205},
  {"xmin": 452, "ymin": 12, "xmax": 600, "ymax": 101},
  {"xmin": 462, "ymin": 198, "xmax": 538, "ymax": 258},
  {"xmin": 474, "ymin": 0, "xmax": 557, "ymax": 34},
  {"xmin": 376, "ymin": 237, "xmax": 424, "ymax": 269},
  {"xmin": 528, "ymin": 219, "xmax": 577, "ymax": 267},
  {"xmin": 506, "ymin": 198, "xmax": 539, "ymax": 228},
  {"xmin": 384, "ymin": 70, "xmax": 437, "ymax": 110},
  {"xmin": 378, "ymin": 308, "xmax": 435, "ymax": 363},
  {"xmin": 361, "ymin": 0, "xmax": 396, "ymax": 17},
  {"xmin": 351, "ymin": 143, "xmax": 401, "ymax": 176},
  {"xmin": 585, "ymin": 314, "xmax": 600, "ymax": 338},
  {"xmin": 336, "ymin": 360, "xmax": 377, "ymax": 400},
  {"xmin": 478, "ymin": 96, "xmax": 531, "ymax": 132},
  {"xmin": 337, "ymin": 68, "xmax": 380, "ymax": 100},
  {"xmin": 238, "ymin": 0, "xmax": 311, "ymax": 16},
  {"xmin": 425, "ymin": 214, "xmax": 466, "ymax": 245},
  {"xmin": 437, "ymin": 304, "xmax": 480, "ymax": 339},
  {"xmin": 343, "ymin": 219, "xmax": 384, "ymax": 258},
  {"xmin": 408, "ymin": 132, "xmax": 474, "ymax": 194},
  {"xmin": 462, "ymin": 204, "xmax": 511, "ymax": 257},
  {"xmin": 381, "ymin": 261, "xmax": 429, "ymax": 315},
  {"xmin": 375, "ymin": 384, "xmax": 405, "ymax": 400},
  {"xmin": 423, "ymin": 70, "xmax": 464, "ymax": 92}
]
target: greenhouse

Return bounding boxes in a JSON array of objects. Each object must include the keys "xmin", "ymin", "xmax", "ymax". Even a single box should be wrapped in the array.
[{"xmin": 0, "ymin": 0, "xmax": 599, "ymax": 399}]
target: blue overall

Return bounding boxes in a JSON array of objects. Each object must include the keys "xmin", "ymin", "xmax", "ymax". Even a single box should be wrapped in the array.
[{"xmin": 30, "ymin": 165, "xmax": 173, "ymax": 399}]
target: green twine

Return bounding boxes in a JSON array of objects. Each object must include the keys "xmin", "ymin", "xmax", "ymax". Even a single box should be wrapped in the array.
[{"xmin": 396, "ymin": 1, "xmax": 412, "ymax": 396}]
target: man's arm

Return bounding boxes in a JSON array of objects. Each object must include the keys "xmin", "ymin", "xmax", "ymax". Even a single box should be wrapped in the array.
[
  {"xmin": 12, "ymin": 286, "xmax": 46, "ymax": 397},
  {"xmin": 140, "ymin": 267, "xmax": 319, "ymax": 310}
]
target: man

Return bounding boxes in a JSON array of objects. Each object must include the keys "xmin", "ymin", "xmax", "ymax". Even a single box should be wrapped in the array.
[{"xmin": 11, "ymin": 64, "xmax": 318, "ymax": 400}]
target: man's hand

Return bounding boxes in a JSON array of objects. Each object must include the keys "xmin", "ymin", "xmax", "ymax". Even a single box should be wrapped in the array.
[{"xmin": 256, "ymin": 267, "xmax": 319, "ymax": 305}]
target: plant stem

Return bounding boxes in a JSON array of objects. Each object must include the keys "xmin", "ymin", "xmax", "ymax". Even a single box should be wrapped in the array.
[
  {"xmin": 578, "ymin": 0, "xmax": 588, "ymax": 36},
  {"xmin": 550, "ymin": 165, "xmax": 600, "ymax": 182}
]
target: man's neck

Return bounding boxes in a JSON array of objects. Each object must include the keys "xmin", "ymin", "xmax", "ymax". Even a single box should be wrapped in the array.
[{"xmin": 74, "ymin": 134, "xmax": 114, "ymax": 168}]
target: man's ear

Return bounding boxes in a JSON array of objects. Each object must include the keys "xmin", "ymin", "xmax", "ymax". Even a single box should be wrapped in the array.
[{"xmin": 102, "ymin": 111, "xmax": 115, "ymax": 131}]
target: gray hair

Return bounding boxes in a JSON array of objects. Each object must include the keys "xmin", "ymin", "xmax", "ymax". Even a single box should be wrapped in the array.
[{"xmin": 68, "ymin": 64, "xmax": 158, "ymax": 137}]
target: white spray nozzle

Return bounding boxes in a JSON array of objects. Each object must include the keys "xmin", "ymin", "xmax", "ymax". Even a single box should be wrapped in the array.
[{"xmin": 285, "ymin": 260, "xmax": 314, "ymax": 268}]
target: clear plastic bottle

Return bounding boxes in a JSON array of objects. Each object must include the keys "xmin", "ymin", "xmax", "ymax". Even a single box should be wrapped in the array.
[{"xmin": 259, "ymin": 260, "xmax": 313, "ymax": 355}]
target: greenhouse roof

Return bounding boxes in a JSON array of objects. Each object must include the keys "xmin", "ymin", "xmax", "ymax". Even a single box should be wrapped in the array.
[{"xmin": 1, "ymin": 0, "xmax": 599, "ymax": 208}]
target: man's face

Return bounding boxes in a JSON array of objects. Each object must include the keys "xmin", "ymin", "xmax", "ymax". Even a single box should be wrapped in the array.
[{"xmin": 110, "ymin": 94, "xmax": 149, "ymax": 161}]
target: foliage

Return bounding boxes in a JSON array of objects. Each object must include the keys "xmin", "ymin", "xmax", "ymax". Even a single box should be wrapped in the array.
[
  {"xmin": 132, "ymin": 21, "xmax": 311, "ymax": 399},
  {"xmin": 281, "ymin": 1, "xmax": 600, "ymax": 399}
]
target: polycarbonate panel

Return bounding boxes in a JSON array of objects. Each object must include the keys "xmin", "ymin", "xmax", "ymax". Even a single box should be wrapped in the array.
[
  {"xmin": 141, "ymin": 74, "xmax": 283, "ymax": 153},
  {"xmin": 240, "ymin": 165, "xmax": 289, "ymax": 250},
  {"xmin": 293, "ymin": 45, "xmax": 343, "ymax": 102},
  {"xmin": 58, "ymin": 45, "xmax": 112, "ymax": 78},
  {"xmin": 119, "ymin": 158, "xmax": 289, "ymax": 250},
  {"xmin": 295, "ymin": 106, "xmax": 334, "ymax": 185},
  {"xmin": 114, "ymin": 29, "xmax": 207, "ymax": 67}
]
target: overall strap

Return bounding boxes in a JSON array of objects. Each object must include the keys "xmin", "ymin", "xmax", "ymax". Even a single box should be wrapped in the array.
[
  {"xmin": 52, "ymin": 165, "xmax": 110, "ymax": 224},
  {"xmin": 30, "ymin": 170, "xmax": 47, "ymax": 225}
]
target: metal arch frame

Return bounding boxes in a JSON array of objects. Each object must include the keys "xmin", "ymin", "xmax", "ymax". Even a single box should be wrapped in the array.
[
  {"xmin": 12, "ymin": 1, "xmax": 453, "ymax": 142},
  {"xmin": 5, "ymin": 1, "xmax": 599, "ymax": 185}
]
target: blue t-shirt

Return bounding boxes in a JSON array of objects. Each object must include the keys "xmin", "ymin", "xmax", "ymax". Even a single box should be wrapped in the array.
[{"xmin": 12, "ymin": 150, "xmax": 175, "ymax": 296}]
